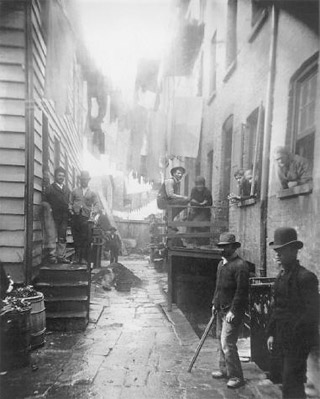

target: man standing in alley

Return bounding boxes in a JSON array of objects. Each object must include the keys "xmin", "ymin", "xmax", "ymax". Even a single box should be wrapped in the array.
[
  {"xmin": 267, "ymin": 227, "xmax": 319, "ymax": 399},
  {"xmin": 43, "ymin": 166, "xmax": 71, "ymax": 264},
  {"xmin": 211, "ymin": 233, "xmax": 249, "ymax": 389},
  {"xmin": 157, "ymin": 166, "xmax": 189, "ymax": 220},
  {"xmin": 70, "ymin": 171, "xmax": 100, "ymax": 264}
]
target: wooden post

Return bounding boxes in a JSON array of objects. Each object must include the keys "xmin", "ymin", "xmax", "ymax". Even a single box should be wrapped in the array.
[
  {"xmin": 24, "ymin": 0, "xmax": 35, "ymax": 284},
  {"xmin": 250, "ymin": 102, "xmax": 264, "ymax": 197},
  {"xmin": 260, "ymin": 5, "xmax": 278, "ymax": 277}
]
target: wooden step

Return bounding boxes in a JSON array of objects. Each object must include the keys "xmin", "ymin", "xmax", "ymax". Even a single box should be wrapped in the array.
[
  {"xmin": 38, "ymin": 264, "xmax": 89, "ymax": 283},
  {"xmin": 46, "ymin": 311, "xmax": 89, "ymax": 332},
  {"xmin": 45, "ymin": 296, "xmax": 89, "ymax": 313},
  {"xmin": 35, "ymin": 281, "xmax": 89, "ymax": 299}
]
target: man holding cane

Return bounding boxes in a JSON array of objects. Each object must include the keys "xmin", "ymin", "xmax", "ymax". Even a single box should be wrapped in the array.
[{"xmin": 211, "ymin": 232, "xmax": 249, "ymax": 389}]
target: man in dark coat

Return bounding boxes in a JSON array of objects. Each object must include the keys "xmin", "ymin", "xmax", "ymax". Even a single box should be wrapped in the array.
[
  {"xmin": 157, "ymin": 166, "xmax": 189, "ymax": 220},
  {"xmin": 211, "ymin": 233, "xmax": 249, "ymax": 389},
  {"xmin": 43, "ymin": 166, "xmax": 71, "ymax": 263},
  {"xmin": 267, "ymin": 227, "xmax": 319, "ymax": 399}
]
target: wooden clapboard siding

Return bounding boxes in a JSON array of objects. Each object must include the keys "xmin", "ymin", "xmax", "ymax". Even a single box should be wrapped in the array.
[
  {"xmin": 0, "ymin": 3, "xmax": 26, "ymax": 275},
  {"xmin": 0, "ymin": 215, "xmax": 24, "ymax": 230},
  {"xmin": 0, "ymin": 132, "xmax": 25, "ymax": 149},
  {"xmin": 0, "ymin": 199, "xmax": 24, "ymax": 215},
  {"xmin": 0, "ymin": 231, "xmax": 25, "ymax": 247}
]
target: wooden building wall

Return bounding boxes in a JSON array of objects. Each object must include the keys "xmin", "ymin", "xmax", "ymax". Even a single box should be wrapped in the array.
[
  {"xmin": 0, "ymin": 1, "xmax": 27, "ymax": 282},
  {"xmin": 0, "ymin": 0, "xmax": 88, "ymax": 282}
]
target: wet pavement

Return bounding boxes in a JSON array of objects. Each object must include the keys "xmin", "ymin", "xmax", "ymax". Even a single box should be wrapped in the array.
[{"xmin": 1, "ymin": 255, "xmax": 282, "ymax": 399}]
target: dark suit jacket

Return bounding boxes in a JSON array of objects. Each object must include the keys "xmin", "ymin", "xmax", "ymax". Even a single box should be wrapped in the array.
[
  {"xmin": 212, "ymin": 255, "xmax": 249, "ymax": 314},
  {"xmin": 44, "ymin": 183, "xmax": 70, "ymax": 220},
  {"xmin": 267, "ymin": 262, "xmax": 319, "ymax": 350}
]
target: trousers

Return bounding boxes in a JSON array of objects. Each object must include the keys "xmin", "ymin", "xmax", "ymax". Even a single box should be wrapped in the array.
[{"xmin": 216, "ymin": 310, "xmax": 244, "ymax": 380}]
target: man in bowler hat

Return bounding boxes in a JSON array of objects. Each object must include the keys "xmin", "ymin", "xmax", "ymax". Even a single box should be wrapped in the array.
[
  {"xmin": 157, "ymin": 166, "xmax": 190, "ymax": 220},
  {"xmin": 70, "ymin": 171, "xmax": 100, "ymax": 264},
  {"xmin": 211, "ymin": 232, "xmax": 249, "ymax": 389},
  {"xmin": 267, "ymin": 227, "xmax": 319, "ymax": 399}
]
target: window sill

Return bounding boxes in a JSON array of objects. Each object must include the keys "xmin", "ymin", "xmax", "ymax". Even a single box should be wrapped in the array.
[
  {"xmin": 207, "ymin": 90, "xmax": 216, "ymax": 105},
  {"xmin": 248, "ymin": 9, "xmax": 269, "ymax": 43},
  {"xmin": 238, "ymin": 197, "xmax": 257, "ymax": 208},
  {"xmin": 223, "ymin": 59, "xmax": 237, "ymax": 83},
  {"xmin": 277, "ymin": 182, "xmax": 313, "ymax": 199}
]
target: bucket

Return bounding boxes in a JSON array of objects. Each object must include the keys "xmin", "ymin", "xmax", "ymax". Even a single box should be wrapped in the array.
[
  {"xmin": 0, "ymin": 306, "xmax": 31, "ymax": 371},
  {"xmin": 22, "ymin": 292, "xmax": 46, "ymax": 349}
]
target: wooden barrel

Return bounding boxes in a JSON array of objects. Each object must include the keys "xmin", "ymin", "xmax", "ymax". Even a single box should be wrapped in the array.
[
  {"xmin": 22, "ymin": 292, "xmax": 46, "ymax": 349},
  {"xmin": 0, "ymin": 306, "xmax": 31, "ymax": 370}
]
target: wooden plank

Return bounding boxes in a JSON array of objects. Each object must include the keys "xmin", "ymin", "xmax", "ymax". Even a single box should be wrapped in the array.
[
  {"xmin": 34, "ymin": 160, "xmax": 42, "ymax": 178},
  {"xmin": 0, "ymin": 214, "xmax": 24, "ymax": 230},
  {"xmin": 31, "ymin": 1, "xmax": 46, "ymax": 55},
  {"xmin": 32, "ymin": 35, "xmax": 46, "ymax": 71},
  {"xmin": 0, "ymin": 132, "xmax": 25, "ymax": 149},
  {"xmin": 33, "ymin": 220, "xmax": 42, "ymax": 231},
  {"xmin": 0, "ymin": 115, "xmax": 25, "ymax": 132},
  {"xmin": 0, "ymin": 199, "xmax": 24, "ymax": 214},
  {"xmin": 33, "ymin": 190, "xmax": 42, "ymax": 204},
  {"xmin": 0, "ymin": 46, "xmax": 24, "ymax": 64},
  {"xmin": 0, "ymin": 9, "xmax": 25, "ymax": 30},
  {"xmin": 0, "ymin": 81, "xmax": 25, "ymax": 99},
  {"xmin": 33, "ymin": 230, "xmax": 42, "ymax": 241},
  {"xmin": 0, "ymin": 165, "xmax": 25, "ymax": 182},
  {"xmin": 0, "ymin": 181, "xmax": 24, "ymax": 197},
  {"xmin": 34, "ymin": 146, "xmax": 42, "ymax": 163},
  {"xmin": 0, "ymin": 247, "xmax": 24, "ymax": 263},
  {"xmin": 0, "ymin": 29, "xmax": 24, "ymax": 47},
  {"xmin": 0, "ymin": 64, "xmax": 24, "ymax": 82},
  {"xmin": 0, "ymin": 148, "xmax": 25, "ymax": 165},
  {"xmin": 0, "ymin": 99, "xmax": 25, "ymax": 116},
  {"xmin": 0, "ymin": 231, "xmax": 24, "ymax": 246},
  {"xmin": 32, "ymin": 47, "xmax": 45, "ymax": 79}
]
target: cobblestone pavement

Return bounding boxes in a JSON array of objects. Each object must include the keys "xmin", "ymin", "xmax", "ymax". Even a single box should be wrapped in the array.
[{"xmin": 1, "ymin": 256, "xmax": 282, "ymax": 399}]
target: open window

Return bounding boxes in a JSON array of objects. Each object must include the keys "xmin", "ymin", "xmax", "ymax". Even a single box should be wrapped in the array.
[{"xmin": 278, "ymin": 54, "xmax": 318, "ymax": 199}]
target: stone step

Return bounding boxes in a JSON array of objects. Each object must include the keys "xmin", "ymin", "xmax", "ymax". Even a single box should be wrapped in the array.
[
  {"xmin": 44, "ymin": 296, "xmax": 89, "ymax": 313},
  {"xmin": 46, "ymin": 311, "xmax": 89, "ymax": 332},
  {"xmin": 35, "ymin": 281, "xmax": 89, "ymax": 299}
]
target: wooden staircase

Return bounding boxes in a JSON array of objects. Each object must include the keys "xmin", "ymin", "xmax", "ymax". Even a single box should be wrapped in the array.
[{"xmin": 34, "ymin": 263, "xmax": 90, "ymax": 332}]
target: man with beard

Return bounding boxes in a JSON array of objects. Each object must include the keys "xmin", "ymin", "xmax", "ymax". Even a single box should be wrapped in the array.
[
  {"xmin": 267, "ymin": 227, "xmax": 319, "ymax": 399},
  {"xmin": 211, "ymin": 232, "xmax": 249, "ymax": 389},
  {"xmin": 157, "ymin": 166, "xmax": 190, "ymax": 220}
]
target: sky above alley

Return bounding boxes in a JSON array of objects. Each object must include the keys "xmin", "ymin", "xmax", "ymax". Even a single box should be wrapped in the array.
[{"xmin": 77, "ymin": 0, "xmax": 173, "ymax": 97}]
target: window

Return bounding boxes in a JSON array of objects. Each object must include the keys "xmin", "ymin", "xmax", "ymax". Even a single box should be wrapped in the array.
[
  {"xmin": 226, "ymin": 0, "xmax": 237, "ymax": 69},
  {"xmin": 209, "ymin": 32, "xmax": 217, "ymax": 95},
  {"xmin": 289, "ymin": 54, "xmax": 318, "ymax": 168}
]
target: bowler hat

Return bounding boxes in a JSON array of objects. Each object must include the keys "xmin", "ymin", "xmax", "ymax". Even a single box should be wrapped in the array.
[
  {"xmin": 269, "ymin": 227, "xmax": 303, "ymax": 249},
  {"xmin": 217, "ymin": 232, "xmax": 241, "ymax": 247},
  {"xmin": 170, "ymin": 166, "xmax": 186, "ymax": 176},
  {"xmin": 79, "ymin": 170, "xmax": 90, "ymax": 180}
]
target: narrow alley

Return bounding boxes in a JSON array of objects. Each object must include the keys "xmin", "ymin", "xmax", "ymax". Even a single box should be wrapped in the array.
[{"xmin": 1, "ymin": 257, "xmax": 281, "ymax": 399}]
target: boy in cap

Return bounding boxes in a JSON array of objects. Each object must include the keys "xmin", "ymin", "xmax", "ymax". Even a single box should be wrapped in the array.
[
  {"xmin": 211, "ymin": 232, "xmax": 249, "ymax": 388},
  {"xmin": 157, "ymin": 166, "xmax": 190, "ymax": 220},
  {"xmin": 70, "ymin": 171, "xmax": 100, "ymax": 264},
  {"xmin": 267, "ymin": 227, "xmax": 319, "ymax": 399},
  {"xmin": 43, "ymin": 166, "xmax": 71, "ymax": 264}
]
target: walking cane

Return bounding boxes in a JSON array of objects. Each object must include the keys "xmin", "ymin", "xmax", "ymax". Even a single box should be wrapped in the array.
[{"xmin": 187, "ymin": 312, "xmax": 216, "ymax": 373}]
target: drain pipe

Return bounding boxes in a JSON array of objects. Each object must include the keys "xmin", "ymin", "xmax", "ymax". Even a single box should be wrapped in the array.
[{"xmin": 260, "ymin": 5, "xmax": 279, "ymax": 277}]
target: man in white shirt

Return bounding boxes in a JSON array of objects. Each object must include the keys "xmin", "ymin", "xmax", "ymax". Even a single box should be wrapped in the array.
[{"xmin": 70, "ymin": 171, "xmax": 100, "ymax": 264}]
